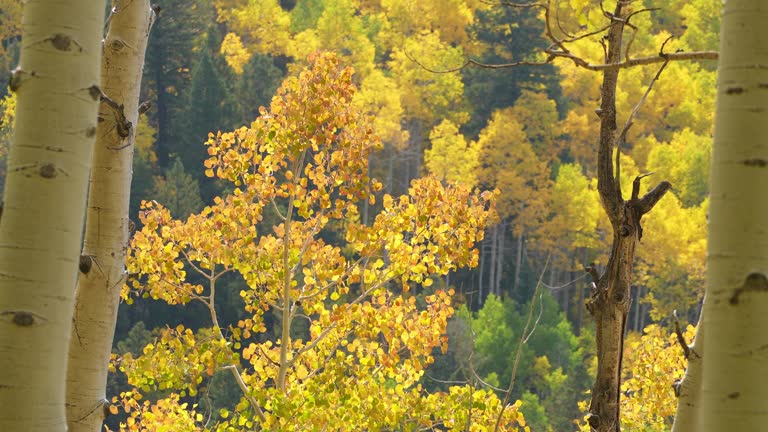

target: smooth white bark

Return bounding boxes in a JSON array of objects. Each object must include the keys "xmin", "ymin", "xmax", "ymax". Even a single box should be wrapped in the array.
[
  {"xmin": 701, "ymin": 1, "xmax": 768, "ymax": 429},
  {"xmin": 66, "ymin": 2, "xmax": 154, "ymax": 431},
  {"xmin": 671, "ymin": 316, "xmax": 703, "ymax": 432},
  {"xmin": 0, "ymin": 1, "xmax": 105, "ymax": 430}
]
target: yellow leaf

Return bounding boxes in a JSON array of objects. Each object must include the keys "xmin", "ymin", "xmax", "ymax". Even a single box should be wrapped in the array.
[{"xmin": 296, "ymin": 364, "xmax": 309, "ymax": 380}]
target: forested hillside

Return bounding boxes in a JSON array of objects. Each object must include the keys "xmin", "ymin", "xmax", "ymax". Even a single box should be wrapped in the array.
[{"xmin": 0, "ymin": 1, "xmax": 720, "ymax": 430}]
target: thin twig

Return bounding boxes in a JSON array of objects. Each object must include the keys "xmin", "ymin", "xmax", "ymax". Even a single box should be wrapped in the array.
[
  {"xmin": 493, "ymin": 255, "xmax": 550, "ymax": 431},
  {"xmin": 554, "ymin": 0, "xmax": 575, "ymax": 39},
  {"xmin": 479, "ymin": 0, "xmax": 545, "ymax": 7},
  {"xmin": 287, "ymin": 272, "xmax": 397, "ymax": 368},
  {"xmin": 180, "ymin": 249, "xmax": 210, "ymax": 280},
  {"xmin": 614, "ymin": 55, "xmax": 670, "ymax": 191},
  {"xmin": 424, "ymin": 374, "xmax": 469, "ymax": 385},
  {"xmin": 540, "ymin": 271, "xmax": 589, "ymax": 292},
  {"xmin": 523, "ymin": 291, "xmax": 544, "ymax": 344},
  {"xmin": 469, "ymin": 360, "xmax": 507, "ymax": 393},
  {"xmin": 222, "ymin": 365, "xmax": 267, "ymax": 423},
  {"xmin": 617, "ymin": 53, "xmax": 671, "ymax": 148}
]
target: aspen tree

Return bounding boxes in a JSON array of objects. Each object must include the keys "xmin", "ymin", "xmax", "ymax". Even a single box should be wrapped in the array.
[
  {"xmin": 698, "ymin": 0, "xmax": 768, "ymax": 429},
  {"xmin": 66, "ymin": 2, "xmax": 155, "ymax": 431},
  {"xmin": 0, "ymin": 1, "xmax": 105, "ymax": 430}
]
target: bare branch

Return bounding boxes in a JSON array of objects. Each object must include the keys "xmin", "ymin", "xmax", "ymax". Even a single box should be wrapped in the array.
[
  {"xmin": 541, "ymin": 271, "xmax": 590, "ymax": 292},
  {"xmin": 617, "ymin": 55, "xmax": 670, "ymax": 150},
  {"xmin": 560, "ymin": 23, "xmax": 612, "ymax": 44},
  {"xmin": 479, "ymin": 0, "xmax": 545, "ymax": 7},
  {"xmin": 585, "ymin": 265, "xmax": 600, "ymax": 286},
  {"xmin": 99, "ymin": 92, "xmax": 132, "ymax": 139},
  {"xmin": 270, "ymin": 197, "xmax": 286, "ymax": 221},
  {"xmin": 615, "ymin": 56, "xmax": 670, "ymax": 198},
  {"xmin": 180, "ymin": 249, "xmax": 211, "ymax": 281},
  {"xmin": 493, "ymin": 256, "xmax": 550, "ymax": 431},
  {"xmin": 623, "ymin": 8, "xmax": 659, "ymax": 62},
  {"xmin": 553, "ymin": 50, "xmax": 717, "ymax": 71},
  {"xmin": 288, "ymin": 272, "xmax": 397, "ymax": 368},
  {"xmin": 290, "ymin": 211, "xmax": 326, "ymax": 276},
  {"xmin": 425, "ymin": 374, "xmax": 470, "ymax": 386},
  {"xmin": 523, "ymin": 292, "xmax": 545, "ymax": 343},
  {"xmin": 629, "ymin": 172, "xmax": 654, "ymax": 201},
  {"xmin": 554, "ymin": 0, "xmax": 575, "ymax": 39},
  {"xmin": 637, "ymin": 180, "xmax": 672, "ymax": 214},
  {"xmin": 222, "ymin": 365, "xmax": 267, "ymax": 422},
  {"xmin": 403, "ymin": 48, "xmax": 551, "ymax": 74},
  {"xmin": 672, "ymin": 310, "xmax": 691, "ymax": 359}
]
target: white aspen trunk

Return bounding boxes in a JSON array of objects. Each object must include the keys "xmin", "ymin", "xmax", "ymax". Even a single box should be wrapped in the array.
[
  {"xmin": 701, "ymin": 1, "xmax": 768, "ymax": 429},
  {"xmin": 0, "ymin": 1, "xmax": 105, "ymax": 430},
  {"xmin": 478, "ymin": 236, "xmax": 485, "ymax": 306},
  {"xmin": 489, "ymin": 225, "xmax": 498, "ymax": 297},
  {"xmin": 632, "ymin": 287, "xmax": 641, "ymax": 332},
  {"xmin": 495, "ymin": 222, "xmax": 505, "ymax": 296},
  {"xmin": 66, "ymin": 2, "xmax": 154, "ymax": 431},
  {"xmin": 671, "ymin": 316, "xmax": 704, "ymax": 432}
]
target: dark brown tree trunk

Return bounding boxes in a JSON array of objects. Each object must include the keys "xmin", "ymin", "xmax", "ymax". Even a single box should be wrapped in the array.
[{"xmin": 585, "ymin": 4, "xmax": 671, "ymax": 431}]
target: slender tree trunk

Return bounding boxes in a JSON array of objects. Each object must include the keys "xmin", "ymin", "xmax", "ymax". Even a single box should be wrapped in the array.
[
  {"xmin": 549, "ymin": 266, "xmax": 559, "ymax": 304},
  {"xmin": 632, "ymin": 287, "xmax": 641, "ymax": 332},
  {"xmin": 513, "ymin": 232, "xmax": 523, "ymax": 294},
  {"xmin": 151, "ymin": 37, "xmax": 171, "ymax": 167},
  {"xmin": 576, "ymin": 277, "xmax": 584, "ymax": 335},
  {"xmin": 585, "ymin": 4, "xmax": 671, "ymax": 431},
  {"xmin": 66, "ymin": 3, "xmax": 154, "ymax": 431},
  {"xmin": 671, "ymin": 315, "xmax": 703, "ymax": 432},
  {"xmin": 0, "ymin": 1, "xmax": 105, "ymax": 430},
  {"xmin": 495, "ymin": 222, "xmax": 505, "ymax": 296},
  {"xmin": 478, "ymin": 236, "xmax": 485, "ymax": 306},
  {"xmin": 700, "ymin": 1, "xmax": 768, "ymax": 429},
  {"xmin": 576, "ymin": 248, "xmax": 586, "ymax": 335},
  {"xmin": 489, "ymin": 225, "xmax": 498, "ymax": 297}
]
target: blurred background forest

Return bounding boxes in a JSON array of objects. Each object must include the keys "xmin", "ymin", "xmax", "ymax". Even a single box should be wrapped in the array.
[{"xmin": 0, "ymin": 0, "xmax": 718, "ymax": 430}]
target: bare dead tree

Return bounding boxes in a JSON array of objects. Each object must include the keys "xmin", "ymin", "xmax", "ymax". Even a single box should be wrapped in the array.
[{"xmin": 410, "ymin": 1, "xmax": 718, "ymax": 431}]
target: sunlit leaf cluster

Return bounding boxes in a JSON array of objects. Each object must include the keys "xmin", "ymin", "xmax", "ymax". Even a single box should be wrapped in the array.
[{"xmin": 116, "ymin": 52, "xmax": 526, "ymax": 431}]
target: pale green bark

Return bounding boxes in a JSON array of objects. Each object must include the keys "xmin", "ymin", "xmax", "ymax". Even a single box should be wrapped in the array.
[
  {"xmin": 0, "ymin": 1, "xmax": 105, "ymax": 431},
  {"xmin": 66, "ymin": 2, "xmax": 154, "ymax": 431},
  {"xmin": 701, "ymin": 0, "xmax": 768, "ymax": 429}
]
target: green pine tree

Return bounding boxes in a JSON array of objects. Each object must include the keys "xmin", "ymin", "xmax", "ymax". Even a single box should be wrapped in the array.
[{"xmin": 150, "ymin": 157, "xmax": 204, "ymax": 219}]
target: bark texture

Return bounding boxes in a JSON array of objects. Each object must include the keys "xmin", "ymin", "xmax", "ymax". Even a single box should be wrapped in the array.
[
  {"xmin": 701, "ymin": 0, "xmax": 768, "ymax": 429},
  {"xmin": 671, "ymin": 316, "xmax": 703, "ymax": 432},
  {"xmin": 0, "ymin": 1, "xmax": 105, "ymax": 430},
  {"xmin": 585, "ymin": 3, "xmax": 670, "ymax": 431},
  {"xmin": 66, "ymin": 2, "xmax": 154, "ymax": 431}
]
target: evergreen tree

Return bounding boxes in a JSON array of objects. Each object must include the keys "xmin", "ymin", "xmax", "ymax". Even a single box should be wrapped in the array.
[
  {"xmin": 150, "ymin": 158, "xmax": 204, "ymax": 219},
  {"xmin": 463, "ymin": 6, "xmax": 560, "ymax": 137},
  {"xmin": 234, "ymin": 52, "xmax": 285, "ymax": 123},
  {"xmin": 174, "ymin": 27, "xmax": 235, "ymax": 201},
  {"xmin": 143, "ymin": 0, "xmax": 211, "ymax": 167}
]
